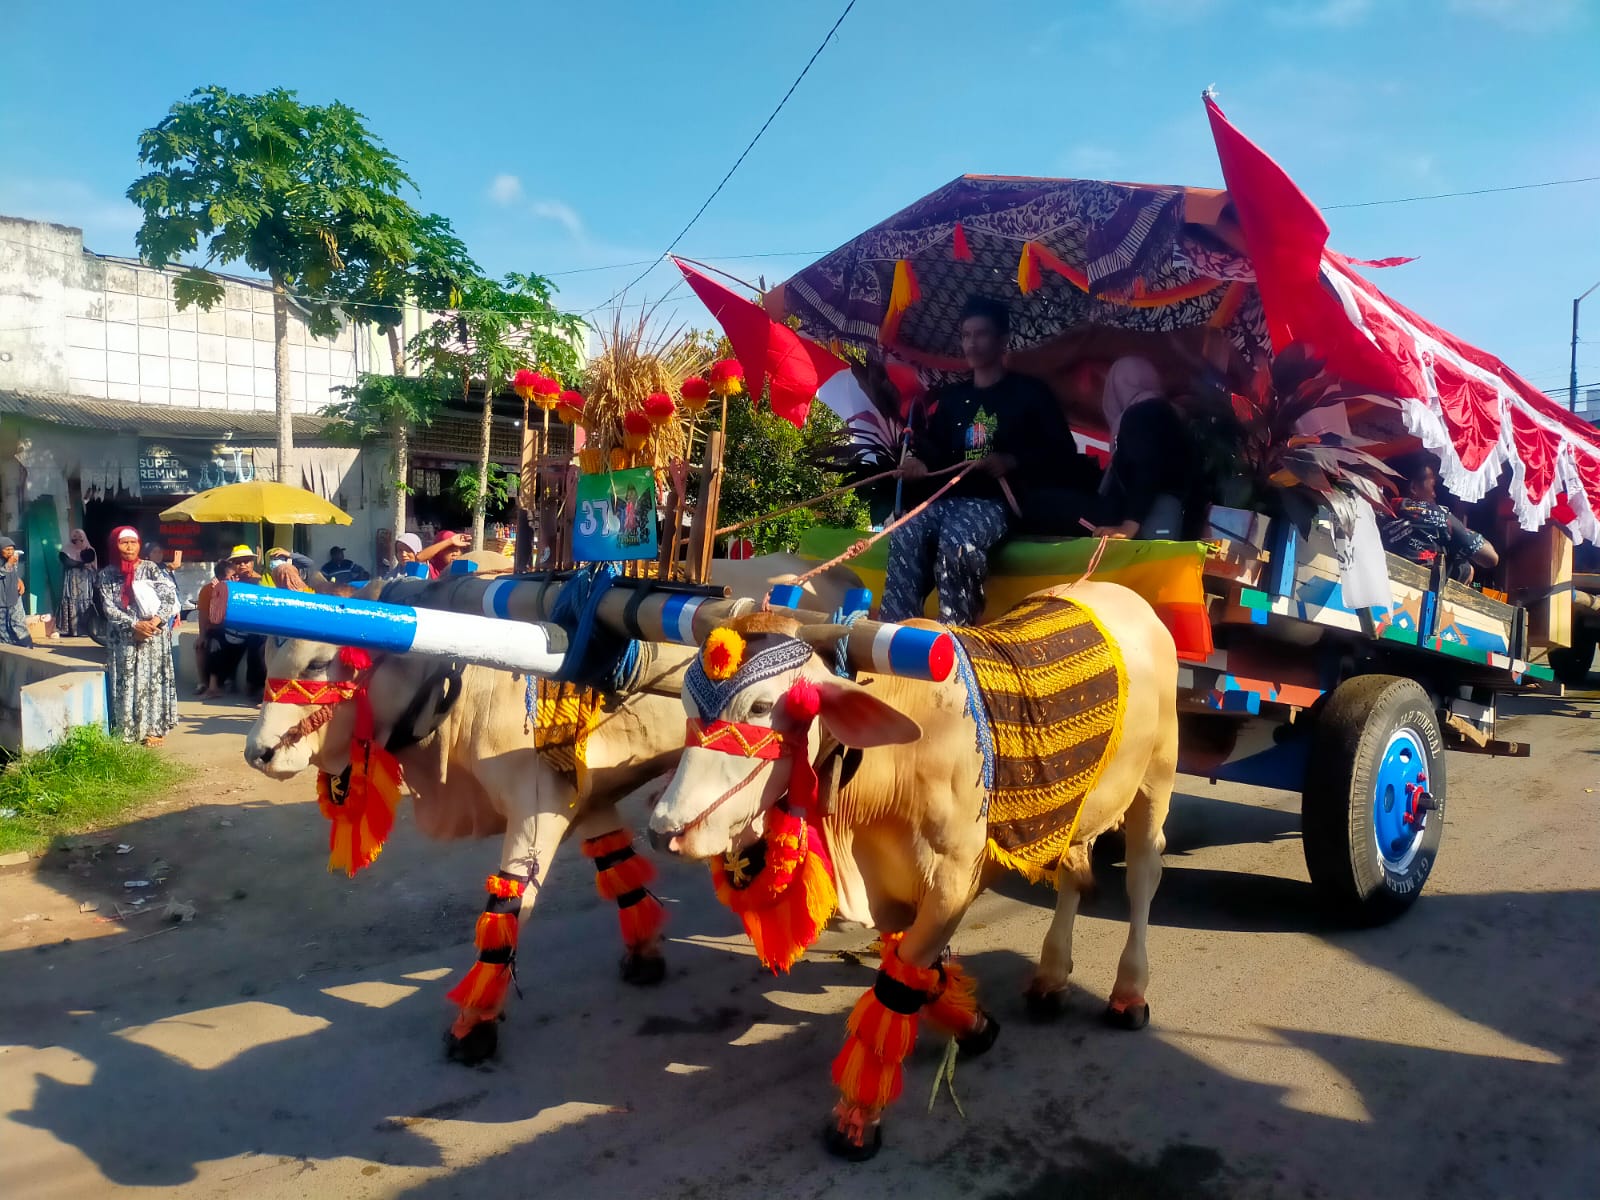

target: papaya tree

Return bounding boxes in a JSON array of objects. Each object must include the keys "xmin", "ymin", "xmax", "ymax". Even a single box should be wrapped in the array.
[
  {"xmin": 127, "ymin": 86, "xmax": 423, "ymax": 480},
  {"xmin": 409, "ymin": 273, "xmax": 585, "ymax": 547}
]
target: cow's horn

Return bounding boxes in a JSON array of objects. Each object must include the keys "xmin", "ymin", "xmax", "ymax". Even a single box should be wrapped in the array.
[{"xmin": 795, "ymin": 623, "xmax": 854, "ymax": 649}]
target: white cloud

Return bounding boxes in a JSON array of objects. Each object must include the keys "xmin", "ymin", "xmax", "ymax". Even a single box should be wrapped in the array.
[
  {"xmin": 1448, "ymin": 0, "xmax": 1581, "ymax": 31},
  {"xmin": 487, "ymin": 173, "xmax": 524, "ymax": 205},
  {"xmin": 530, "ymin": 199, "xmax": 584, "ymax": 239},
  {"xmin": 1267, "ymin": 0, "xmax": 1372, "ymax": 27}
]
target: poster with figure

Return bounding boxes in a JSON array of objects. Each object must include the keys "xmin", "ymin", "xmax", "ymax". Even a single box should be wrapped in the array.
[{"xmin": 573, "ymin": 468, "xmax": 658, "ymax": 562}]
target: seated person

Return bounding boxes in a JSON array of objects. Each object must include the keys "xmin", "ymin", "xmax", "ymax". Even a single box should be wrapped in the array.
[
  {"xmin": 883, "ymin": 294, "xmax": 1076, "ymax": 625},
  {"xmin": 320, "ymin": 545, "xmax": 370, "ymax": 585},
  {"xmin": 1381, "ymin": 454, "xmax": 1498, "ymax": 583},
  {"xmin": 1090, "ymin": 356, "xmax": 1193, "ymax": 540}
]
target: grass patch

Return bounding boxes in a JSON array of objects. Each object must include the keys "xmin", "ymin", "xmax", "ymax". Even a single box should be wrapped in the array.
[{"xmin": 0, "ymin": 726, "xmax": 190, "ymax": 857}]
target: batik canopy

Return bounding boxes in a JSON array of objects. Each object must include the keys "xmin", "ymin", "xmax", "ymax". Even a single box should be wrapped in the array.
[{"xmin": 761, "ymin": 97, "xmax": 1600, "ymax": 543}]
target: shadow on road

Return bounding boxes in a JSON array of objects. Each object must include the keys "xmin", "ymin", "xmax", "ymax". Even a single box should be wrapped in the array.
[{"xmin": 3, "ymin": 768, "xmax": 1595, "ymax": 1198}]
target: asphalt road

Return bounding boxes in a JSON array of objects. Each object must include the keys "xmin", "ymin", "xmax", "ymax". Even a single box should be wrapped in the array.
[{"xmin": 2, "ymin": 691, "xmax": 1597, "ymax": 1199}]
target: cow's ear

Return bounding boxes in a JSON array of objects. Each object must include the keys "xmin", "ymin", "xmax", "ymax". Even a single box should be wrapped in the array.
[{"xmin": 816, "ymin": 678, "xmax": 921, "ymax": 749}]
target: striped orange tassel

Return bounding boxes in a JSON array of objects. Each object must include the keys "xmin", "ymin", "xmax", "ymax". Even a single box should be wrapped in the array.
[
  {"xmin": 924, "ymin": 959, "xmax": 982, "ymax": 1037},
  {"xmin": 586, "ymin": 832, "xmax": 665, "ymax": 951},
  {"xmin": 474, "ymin": 910, "xmax": 518, "ymax": 952},
  {"xmin": 593, "ymin": 850, "xmax": 654, "ymax": 900},
  {"xmin": 582, "ymin": 830, "xmax": 632, "ymax": 860},
  {"xmin": 618, "ymin": 891, "xmax": 665, "ymax": 950},
  {"xmin": 845, "ymin": 989, "xmax": 920, "ymax": 1060},
  {"xmin": 446, "ymin": 872, "xmax": 524, "ymax": 1033},
  {"xmin": 446, "ymin": 959, "xmax": 512, "ymax": 1013}
]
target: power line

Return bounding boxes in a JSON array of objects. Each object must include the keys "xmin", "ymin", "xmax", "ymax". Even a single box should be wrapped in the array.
[
  {"xmin": 548, "ymin": 249, "xmax": 826, "ymax": 278},
  {"xmin": 1324, "ymin": 174, "xmax": 1600, "ymax": 211},
  {"xmin": 584, "ymin": 0, "xmax": 858, "ymax": 316}
]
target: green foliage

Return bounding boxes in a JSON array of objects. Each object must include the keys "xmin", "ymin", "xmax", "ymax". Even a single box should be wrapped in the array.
[
  {"xmin": 408, "ymin": 272, "xmax": 586, "ymax": 530},
  {"xmin": 324, "ymin": 372, "xmax": 447, "ymax": 440},
  {"xmin": 718, "ymin": 399, "xmax": 870, "ymax": 555},
  {"xmin": 408, "ymin": 271, "xmax": 586, "ymax": 394},
  {"xmin": 0, "ymin": 727, "xmax": 190, "ymax": 856},
  {"xmin": 338, "ymin": 212, "xmax": 480, "ymax": 345},
  {"xmin": 451, "ymin": 463, "xmax": 518, "ymax": 512},
  {"xmin": 126, "ymin": 85, "xmax": 423, "ymax": 330}
]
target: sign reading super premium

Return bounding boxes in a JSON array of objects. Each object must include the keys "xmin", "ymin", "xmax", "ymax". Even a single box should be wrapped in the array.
[{"xmin": 138, "ymin": 443, "xmax": 260, "ymax": 496}]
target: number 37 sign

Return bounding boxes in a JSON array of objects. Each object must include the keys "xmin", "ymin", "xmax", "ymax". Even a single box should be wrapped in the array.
[{"xmin": 572, "ymin": 467, "xmax": 659, "ymax": 562}]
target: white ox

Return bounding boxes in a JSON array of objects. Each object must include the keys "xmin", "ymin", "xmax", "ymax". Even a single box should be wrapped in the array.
[
  {"xmin": 648, "ymin": 582, "xmax": 1178, "ymax": 1159},
  {"xmin": 243, "ymin": 555, "xmax": 861, "ymax": 1063}
]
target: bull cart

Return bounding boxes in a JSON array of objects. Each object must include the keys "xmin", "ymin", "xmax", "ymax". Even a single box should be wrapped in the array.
[
  {"xmin": 219, "ymin": 99, "xmax": 1599, "ymax": 930},
  {"xmin": 753, "ymin": 98, "xmax": 1600, "ymax": 925}
]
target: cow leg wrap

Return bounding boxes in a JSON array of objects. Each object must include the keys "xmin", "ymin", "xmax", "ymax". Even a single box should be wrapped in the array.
[
  {"xmin": 446, "ymin": 871, "xmax": 526, "ymax": 1038},
  {"xmin": 829, "ymin": 934, "xmax": 937, "ymax": 1142},
  {"xmin": 924, "ymin": 958, "xmax": 983, "ymax": 1038},
  {"xmin": 582, "ymin": 831, "xmax": 665, "ymax": 952}
]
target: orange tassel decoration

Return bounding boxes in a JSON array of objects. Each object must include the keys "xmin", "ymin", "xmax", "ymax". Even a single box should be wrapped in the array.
[
  {"xmin": 446, "ymin": 870, "xmax": 525, "ymax": 1037},
  {"xmin": 880, "ymin": 258, "xmax": 921, "ymax": 347},
  {"xmin": 924, "ymin": 958, "xmax": 983, "ymax": 1037},
  {"xmin": 830, "ymin": 934, "xmax": 937, "ymax": 1116},
  {"xmin": 315, "ymin": 741, "xmax": 404, "ymax": 878},
  {"xmin": 583, "ymin": 832, "xmax": 666, "ymax": 951},
  {"xmin": 1017, "ymin": 242, "xmax": 1044, "ymax": 295},
  {"xmin": 952, "ymin": 222, "xmax": 973, "ymax": 261},
  {"xmin": 710, "ymin": 806, "xmax": 837, "ymax": 973}
]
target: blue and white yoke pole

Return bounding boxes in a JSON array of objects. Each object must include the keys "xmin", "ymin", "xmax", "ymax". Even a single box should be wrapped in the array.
[
  {"xmin": 217, "ymin": 584, "xmax": 568, "ymax": 675},
  {"xmin": 217, "ymin": 577, "xmax": 954, "ymax": 684}
]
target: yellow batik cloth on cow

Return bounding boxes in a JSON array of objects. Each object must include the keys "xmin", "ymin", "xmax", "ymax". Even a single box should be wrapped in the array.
[
  {"xmin": 531, "ymin": 679, "xmax": 604, "ymax": 789},
  {"xmin": 951, "ymin": 594, "xmax": 1127, "ymax": 884}
]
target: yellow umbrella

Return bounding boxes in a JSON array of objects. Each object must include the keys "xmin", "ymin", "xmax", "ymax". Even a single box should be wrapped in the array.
[{"xmin": 160, "ymin": 481, "xmax": 352, "ymax": 526}]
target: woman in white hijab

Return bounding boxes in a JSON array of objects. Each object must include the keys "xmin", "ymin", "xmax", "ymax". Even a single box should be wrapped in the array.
[{"xmin": 1092, "ymin": 356, "xmax": 1191, "ymax": 539}]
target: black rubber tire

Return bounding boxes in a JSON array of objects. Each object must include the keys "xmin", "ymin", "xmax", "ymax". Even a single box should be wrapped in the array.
[
  {"xmin": 1548, "ymin": 629, "xmax": 1598, "ymax": 686},
  {"xmin": 1301, "ymin": 674, "xmax": 1446, "ymax": 926}
]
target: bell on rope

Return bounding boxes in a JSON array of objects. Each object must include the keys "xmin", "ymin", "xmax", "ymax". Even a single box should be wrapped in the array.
[
  {"xmin": 556, "ymin": 390, "xmax": 585, "ymax": 424},
  {"xmin": 680, "ymin": 376, "xmax": 711, "ymax": 413},
  {"xmin": 709, "ymin": 359, "xmax": 745, "ymax": 398},
  {"xmin": 643, "ymin": 391, "xmax": 676, "ymax": 425}
]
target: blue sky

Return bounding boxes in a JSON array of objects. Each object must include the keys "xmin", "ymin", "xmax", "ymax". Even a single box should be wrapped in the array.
[{"xmin": 3, "ymin": 0, "xmax": 1598, "ymax": 396}]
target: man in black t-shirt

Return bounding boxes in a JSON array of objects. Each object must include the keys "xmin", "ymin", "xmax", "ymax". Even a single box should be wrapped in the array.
[{"xmin": 882, "ymin": 295, "xmax": 1073, "ymax": 625}]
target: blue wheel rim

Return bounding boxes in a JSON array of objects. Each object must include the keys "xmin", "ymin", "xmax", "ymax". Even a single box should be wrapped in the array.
[{"xmin": 1372, "ymin": 728, "xmax": 1429, "ymax": 871}]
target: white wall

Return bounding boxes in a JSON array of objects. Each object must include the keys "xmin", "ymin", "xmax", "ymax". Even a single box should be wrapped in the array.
[{"xmin": 0, "ymin": 215, "xmax": 386, "ymax": 412}]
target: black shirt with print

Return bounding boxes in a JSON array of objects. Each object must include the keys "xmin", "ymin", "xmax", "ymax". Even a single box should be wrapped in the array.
[{"xmin": 906, "ymin": 372, "xmax": 1075, "ymax": 505}]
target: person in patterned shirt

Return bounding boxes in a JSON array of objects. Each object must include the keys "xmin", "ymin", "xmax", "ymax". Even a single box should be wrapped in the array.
[{"xmin": 1381, "ymin": 454, "xmax": 1499, "ymax": 583}]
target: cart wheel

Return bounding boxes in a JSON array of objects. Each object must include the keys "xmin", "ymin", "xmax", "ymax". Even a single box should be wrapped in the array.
[
  {"xmin": 1302, "ymin": 675, "xmax": 1446, "ymax": 925},
  {"xmin": 1548, "ymin": 630, "xmax": 1598, "ymax": 687}
]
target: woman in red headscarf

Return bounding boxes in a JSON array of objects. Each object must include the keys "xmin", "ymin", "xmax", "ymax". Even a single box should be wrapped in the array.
[{"xmin": 95, "ymin": 527, "xmax": 178, "ymax": 746}]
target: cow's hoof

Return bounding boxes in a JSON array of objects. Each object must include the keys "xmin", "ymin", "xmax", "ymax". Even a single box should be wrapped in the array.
[
  {"xmin": 1024, "ymin": 986, "xmax": 1070, "ymax": 1023},
  {"xmin": 823, "ymin": 1119, "xmax": 883, "ymax": 1162},
  {"xmin": 445, "ymin": 1019, "xmax": 499, "ymax": 1065},
  {"xmin": 620, "ymin": 950, "xmax": 667, "ymax": 987},
  {"xmin": 956, "ymin": 1010, "xmax": 1001, "ymax": 1058},
  {"xmin": 1103, "ymin": 999, "xmax": 1150, "ymax": 1031}
]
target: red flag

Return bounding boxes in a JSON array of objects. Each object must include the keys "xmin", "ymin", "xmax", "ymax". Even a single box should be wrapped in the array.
[
  {"xmin": 1205, "ymin": 95, "xmax": 1408, "ymax": 395},
  {"xmin": 673, "ymin": 258, "xmax": 847, "ymax": 429}
]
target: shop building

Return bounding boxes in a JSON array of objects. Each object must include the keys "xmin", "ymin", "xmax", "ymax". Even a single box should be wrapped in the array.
[{"xmin": 0, "ymin": 214, "xmax": 399, "ymax": 617}]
